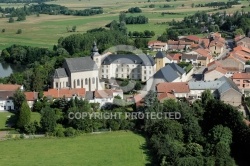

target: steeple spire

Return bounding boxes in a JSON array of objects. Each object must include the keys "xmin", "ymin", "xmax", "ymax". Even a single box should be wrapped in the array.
[{"xmin": 92, "ymin": 41, "xmax": 98, "ymax": 53}]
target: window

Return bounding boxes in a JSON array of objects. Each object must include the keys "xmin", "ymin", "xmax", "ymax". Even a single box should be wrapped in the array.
[
  {"xmin": 66, "ymin": 82, "xmax": 69, "ymax": 87},
  {"xmin": 102, "ymin": 75, "xmax": 104, "ymax": 78},
  {"xmin": 92, "ymin": 77, "xmax": 95, "ymax": 84},
  {"xmin": 122, "ymin": 74, "xmax": 123, "ymax": 78},
  {"xmin": 56, "ymin": 82, "xmax": 58, "ymax": 88},
  {"xmin": 85, "ymin": 78, "xmax": 88, "ymax": 85},
  {"xmin": 106, "ymin": 69, "xmax": 108, "ymax": 73},
  {"xmin": 122, "ymin": 68, "xmax": 123, "ymax": 72},
  {"xmin": 116, "ymin": 68, "xmax": 118, "ymax": 72},
  {"xmin": 96, "ymin": 58, "xmax": 98, "ymax": 63},
  {"xmin": 102, "ymin": 69, "xmax": 104, "ymax": 72},
  {"xmin": 149, "ymin": 71, "xmax": 151, "ymax": 74},
  {"xmin": 116, "ymin": 74, "xmax": 118, "ymax": 78},
  {"xmin": 77, "ymin": 79, "xmax": 80, "ymax": 86},
  {"xmin": 144, "ymin": 76, "xmax": 146, "ymax": 80},
  {"xmin": 144, "ymin": 71, "xmax": 146, "ymax": 74}
]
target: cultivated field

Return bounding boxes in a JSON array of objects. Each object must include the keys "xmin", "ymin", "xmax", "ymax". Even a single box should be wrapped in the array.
[
  {"xmin": 0, "ymin": 131, "xmax": 149, "ymax": 166},
  {"xmin": 0, "ymin": 0, "xmax": 249, "ymax": 50}
]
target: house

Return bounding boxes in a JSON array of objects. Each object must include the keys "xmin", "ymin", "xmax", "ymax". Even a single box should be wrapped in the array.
[
  {"xmin": 0, "ymin": 84, "xmax": 22, "ymax": 111},
  {"xmin": 188, "ymin": 76, "xmax": 242, "ymax": 107},
  {"xmin": 220, "ymin": 54, "xmax": 245, "ymax": 73},
  {"xmin": 25, "ymin": 92, "xmax": 38, "ymax": 109},
  {"xmin": 204, "ymin": 66, "xmax": 227, "ymax": 81},
  {"xmin": 168, "ymin": 40, "xmax": 194, "ymax": 51},
  {"xmin": 86, "ymin": 89, "xmax": 123, "ymax": 107},
  {"xmin": 208, "ymin": 32, "xmax": 226, "ymax": 55},
  {"xmin": 232, "ymin": 72, "xmax": 250, "ymax": 90},
  {"xmin": 156, "ymin": 82, "xmax": 190, "ymax": 102},
  {"xmin": 230, "ymin": 45, "xmax": 250, "ymax": 62},
  {"xmin": 197, "ymin": 56, "xmax": 209, "ymax": 67},
  {"xmin": 235, "ymin": 36, "xmax": 250, "ymax": 49},
  {"xmin": 198, "ymin": 38, "xmax": 210, "ymax": 48},
  {"xmin": 181, "ymin": 54, "xmax": 198, "ymax": 65},
  {"xmin": 155, "ymin": 51, "xmax": 182, "ymax": 71},
  {"xmin": 148, "ymin": 41, "xmax": 168, "ymax": 51},
  {"xmin": 147, "ymin": 63, "xmax": 187, "ymax": 90},
  {"xmin": 216, "ymin": 76, "xmax": 242, "ymax": 107},
  {"xmin": 0, "ymin": 91, "xmax": 15, "ymax": 112},
  {"xmin": 186, "ymin": 48, "xmax": 213, "ymax": 64},
  {"xmin": 43, "ymin": 88, "xmax": 86, "ymax": 100},
  {"xmin": 180, "ymin": 35, "xmax": 200, "ymax": 43}
]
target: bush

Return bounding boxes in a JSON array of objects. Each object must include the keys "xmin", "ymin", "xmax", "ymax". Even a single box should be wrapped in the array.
[
  {"xmin": 54, "ymin": 125, "xmax": 65, "ymax": 137},
  {"xmin": 16, "ymin": 29, "xmax": 22, "ymax": 34},
  {"xmin": 2, "ymin": 29, "xmax": 5, "ymax": 33},
  {"xmin": 64, "ymin": 127, "xmax": 76, "ymax": 137}
]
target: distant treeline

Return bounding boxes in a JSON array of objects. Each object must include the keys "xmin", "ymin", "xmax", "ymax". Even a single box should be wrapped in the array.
[
  {"xmin": 127, "ymin": 7, "xmax": 142, "ymax": 13},
  {"xmin": 125, "ymin": 15, "xmax": 148, "ymax": 24},
  {"xmin": 195, "ymin": 1, "xmax": 240, "ymax": 8},
  {"xmin": 0, "ymin": 0, "xmax": 53, "ymax": 2},
  {"xmin": 0, "ymin": 3, "xmax": 103, "ymax": 17}
]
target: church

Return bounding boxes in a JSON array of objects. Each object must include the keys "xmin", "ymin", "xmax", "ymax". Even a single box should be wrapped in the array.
[{"xmin": 53, "ymin": 42, "xmax": 156, "ymax": 91}]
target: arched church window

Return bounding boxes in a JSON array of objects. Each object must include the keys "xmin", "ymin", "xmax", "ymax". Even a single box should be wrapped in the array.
[
  {"xmin": 85, "ymin": 78, "xmax": 88, "ymax": 85},
  {"xmin": 77, "ymin": 79, "xmax": 80, "ymax": 86},
  {"xmin": 92, "ymin": 77, "xmax": 95, "ymax": 84}
]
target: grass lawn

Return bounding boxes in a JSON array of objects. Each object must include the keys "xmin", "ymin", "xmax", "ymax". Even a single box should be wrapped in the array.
[
  {"xmin": 0, "ymin": 112, "xmax": 41, "ymax": 130},
  {"xmin": 0, "ymin": 131, "xmax": 149, "ymax": 166},
  {"xmin": 0, "ymin": 112, "xmax": 13, "ymax": 130}
]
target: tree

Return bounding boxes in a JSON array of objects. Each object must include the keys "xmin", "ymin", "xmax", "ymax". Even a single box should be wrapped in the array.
[
  {"xmin": 40, "ymin": 106, "xmax": 57, "ymax": 132},
  {"xmin": 9, "ymin": 17, "xmax": 14, "ymax": 23},
  {"xmin": 16, "ymin": 29, "xmax": 22, "ymax": 34},
  {"xmin": 119, "ymin": 12, "xmax": 126, "ymax": 23},
  {"xmin": 17, "ymin": 101, "xmax": 31, "ymax": 129},
  {"xmin": 201, "ymin": 89, "xmax": 214, "ymax": 106},
  {"xmin": 13, "ymin": 89, "xmax": 26, "ymax": 112},
  {"xmin": 2, "ymin": 29, "xmax": 5, "ymax": 33},
  {"xmin": 72, "ymin": 25, "xmax": 77, "ymax": 32},
  {"xmin": 234, "ymin": 28, "xmax": 244, "ymax": 36}
]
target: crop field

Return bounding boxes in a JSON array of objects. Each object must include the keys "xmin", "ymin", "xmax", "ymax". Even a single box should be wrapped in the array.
[
  {"xmin": 0, "ymin": 131, "xmax": 149, "ymax": 166},
  {"xmin": 0, "ymin": 0, "xmax": 249, "ymax": 50}
]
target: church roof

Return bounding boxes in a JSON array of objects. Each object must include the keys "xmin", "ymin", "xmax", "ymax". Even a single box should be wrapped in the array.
[
  {"xmin": 64, "ymin": 56, "xmax": 98, "ymax": 73},
  {"xmin": 102, "ymin": 54, "xmax": 155, "ymax": 66},
  {"xmin": 53, "ymin": 68, "xmax": 68, "ymax": 78}
]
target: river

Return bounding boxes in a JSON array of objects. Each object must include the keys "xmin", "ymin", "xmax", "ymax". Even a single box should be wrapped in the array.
[{"xmin": 0, "ymin": 62, "xmax": 24, "ymax": 78}]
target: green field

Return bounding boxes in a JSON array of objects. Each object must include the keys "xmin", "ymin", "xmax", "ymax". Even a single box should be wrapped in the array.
[
  {"xmin": 0, "ymin": 131, "xmax": 149, "ymax": 166},
  {"xmin": 0, "ymin": 0, "xmax": 249, "ymax": 50}
]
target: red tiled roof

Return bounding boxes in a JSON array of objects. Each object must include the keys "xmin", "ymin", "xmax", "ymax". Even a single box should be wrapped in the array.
[
  {"xmin": 156, "ymin": 82, "xmax": 190, "ymax": 93},
  {"xmin": 25, "ymin": 92, "xmax": 38, "ymax": 101},
  {"xmin": 158, "ymin": 93, "xmax": 176, "ymax": 101},
  {"xmin": 233, "ymin": 45, "xmax": 250, "ymax": 53},
  {"xmin": 148, "ymin": 40, "xmax": 161, "ymax": 46},
  {"xmin": 0, "ymin": 84, "xmax": 21, "ymax": 91},
  {"xmin": 183, "ymin": 35, "xmax": 200, "ymax": 42},
  {"xmin": 94, "ymin": 89, "xmax": 113, "ymax": 98},
  {"xmin": 207, "ymin": 60, "xmax": 222, "ymax": 67},
  {"xmin": 232, "ymin": 72, "xmax": 250, "ymax": 79},
  {"xmin": 169, "ymin": 53, "xmax": 182, "ymax": 61},
  {"xmin": 195, "ymin": 48, "xmax": 213, "ymax": 60},
  {"xmin": 44, "ymin": 88, "xmax": 86, "ymax": 99},
  {"xmin": 198, "ymin": 38, "xmax": 210, "ymax": 48},
  {"xmin": 133, "ymin": 94, "xmax": 144, "ymax": 107},
  {"xmin": 206, "ymin": 66, "xmax": 227, "ymax": 75}
]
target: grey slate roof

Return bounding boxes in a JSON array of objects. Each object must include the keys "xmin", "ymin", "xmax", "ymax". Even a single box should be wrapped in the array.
[
  {"xmin": 155, "ymin": 51, "xmax": 165, "ymax": 58},
  {"xmin": 197, "ymin": 56, "xmax": 207, "ymax": 60},
  {"xmin": 64, "ymin": 56, "xmax": 98, "ymax": 73},
  {"xmin": 102, "ymin": 54, "xmax": 155, "ymax": 66},
  {"xmin": 85, "ymin": 91, "xmax": 94, "ymax": 100},
  {"xmin": 188, "ymin": 76, "xmax": 241, "ymax": 95},
  {"xmin": 153, "ymin": 63, "xmax": 185, "ymax": 82},
  {"xmin": 217, "ymin": 76, "xmax": 240, "ymax": 94},
  {"xmin": 188, "ymin": 80, "xmax": 223, "ymax": 90},
  {"xmin": 53, "ymin": 68, "xmax": 68, "ymax": 78},
  {"xmin": 182, "ymin": 54, "xmax": 198, "ymax": 60}
]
